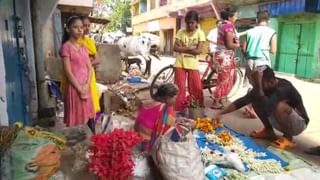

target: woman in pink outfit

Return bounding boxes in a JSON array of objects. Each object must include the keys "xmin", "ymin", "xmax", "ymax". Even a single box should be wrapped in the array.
[
  {"xmin": 60, "ymin": 16, "xmax": 95, "ymax": 128},
  {"xmin": 211, "ymin": 8, "xmax": 240, "ymax": 109}
]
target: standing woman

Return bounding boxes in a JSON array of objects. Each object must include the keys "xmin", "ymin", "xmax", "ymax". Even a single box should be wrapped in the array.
[
  {"xmin": 78, "ymin": 16, "xmax": 101, "ymax": 134},
  {"xmin": 211, "ymin": 8, "xmax": 240, "ymax": 109},
  {"xmin": 173, "ymin": 10, "xmax": 205, "ymax": 112},
  {"xmin": 60, "ymin": 16, "xmax": 95, "ymax": 128}
]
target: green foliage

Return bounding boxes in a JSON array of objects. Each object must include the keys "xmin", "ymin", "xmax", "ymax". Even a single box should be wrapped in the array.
[{"xmin": 103, "ymin": 0, "xmax": 131, "ymax": 32}]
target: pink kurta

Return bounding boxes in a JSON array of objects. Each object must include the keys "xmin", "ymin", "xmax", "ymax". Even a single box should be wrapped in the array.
[{"xmin": 60, "ymin": 42, "xmax": 94, "ymax": 127}]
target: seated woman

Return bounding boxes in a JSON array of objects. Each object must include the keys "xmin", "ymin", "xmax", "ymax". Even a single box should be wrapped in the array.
[{"xmin": 135, "ymin": 83, "xmax": 193, "ymax": 153}]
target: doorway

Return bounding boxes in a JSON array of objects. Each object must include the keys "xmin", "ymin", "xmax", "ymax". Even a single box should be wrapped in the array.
[
  {"xmin": 163, "ymin": 29, "xmax": 174, "ymax": 55},
  {"xmin": 276, "ymin": 22, "xmax": 315, "ymax": 78},
  {"xmin": 0, "ymin": 0, "xmax": 29, "ymax": 124}
]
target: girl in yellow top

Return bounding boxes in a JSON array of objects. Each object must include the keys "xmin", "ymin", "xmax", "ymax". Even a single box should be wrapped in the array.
[
  {"xmin": 78, "ymin": 15, "xmax": 100, "ymax": 114},
  {"xmin": 173, "ymin": 11, "xmax": 205, "ymax": 112},
  {"xmin": 79, "ymin": 16, "xmax": 101, "ymax": 134}
]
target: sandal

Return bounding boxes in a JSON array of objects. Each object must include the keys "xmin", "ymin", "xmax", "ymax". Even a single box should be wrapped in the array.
[
  {"xmin": 210, "ymin": 105, "xmax": 223, "ymax": 109},
  {"xmin": 210, "ymin": 103, "xmax": 223, "ymax": 109},
  {"xmin": 250, "ymin": 128, "xmax": 276, "ymax": 139},
  {"xmin": 271, "ymin": 137, "xmax": 296, "ymax": 150}
]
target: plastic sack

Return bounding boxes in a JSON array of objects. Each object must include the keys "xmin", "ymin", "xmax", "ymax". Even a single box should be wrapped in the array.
[
  {"xmin": 132, "ymin": 152, "xmax": 151, "ymax": 179},
  {"xmin": 10, "ymin": 127, "xmax": 63, "ymax": 180},
  {"xmin": 152, "ymin": 132, "xmax": 205, "ymax": 180},
  {"xmin": 0, "ymin": 150, "xmax": 12, "ymax": 180}
]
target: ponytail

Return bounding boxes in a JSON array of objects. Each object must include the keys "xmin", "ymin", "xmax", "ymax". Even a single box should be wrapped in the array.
[{"xmin": 62, "ymin": 29, "xmax": 70, "ymax": 44}]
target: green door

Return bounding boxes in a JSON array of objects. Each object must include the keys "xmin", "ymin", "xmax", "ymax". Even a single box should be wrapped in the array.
[
  {"xmin": 296, "ymin": 23, "xmax": 315, "ymax": 78},
  {"xmin": 276, "ymin": 23, "xmax": 300, "ymax": 74},
  {"xmin": 276, "ymin": 22, "xmax": 316, "ymax": 78}
]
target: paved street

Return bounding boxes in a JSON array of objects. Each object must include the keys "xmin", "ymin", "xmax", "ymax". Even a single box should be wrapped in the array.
[{"xmin": 147, "ymin": 56, "xmax": 320, "ymax": 165}]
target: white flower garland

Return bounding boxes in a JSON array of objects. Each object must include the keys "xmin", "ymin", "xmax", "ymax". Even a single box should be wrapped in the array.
[{"xmin": 201, "ymin": 132, "xmax": 283, "ymax": 174}]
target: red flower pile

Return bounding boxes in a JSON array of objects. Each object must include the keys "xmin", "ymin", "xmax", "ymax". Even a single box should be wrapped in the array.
[{"xmin": 89, "ymin": 129, "xmax": 143, "ymax": 180}]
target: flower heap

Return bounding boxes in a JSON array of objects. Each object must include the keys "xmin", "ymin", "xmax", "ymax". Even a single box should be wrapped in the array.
[
  {"xmin": 89, "ymin": 129, "xmax": 143, "ymax": 180},
  {"xmin": 195, "ymin": 117, "xmax": 223, "ymax": 133}
]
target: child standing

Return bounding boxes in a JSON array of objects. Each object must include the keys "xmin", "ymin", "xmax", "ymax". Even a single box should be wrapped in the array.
[
  {"xmin": 60, "ymin": 16, "xmax": 95, "ymax": 128},
  {"xmin": 173, "ymin": 10, "xmax": 205, "ymax": 112}
]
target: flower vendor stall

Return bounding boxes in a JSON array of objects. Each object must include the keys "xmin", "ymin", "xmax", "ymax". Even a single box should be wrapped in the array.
[
  {"xmin": 194, "ymin": 117, "xmax": 290, "ymax": 179},
  {"xmin": 191, "ymin": 117, "xmax": 320, "ymax": 180}
]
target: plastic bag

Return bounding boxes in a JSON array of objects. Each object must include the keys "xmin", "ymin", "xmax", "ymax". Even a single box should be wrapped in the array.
[{"xmin": 102, "ymin": 114, "xmax": 135, "ymax": 133}]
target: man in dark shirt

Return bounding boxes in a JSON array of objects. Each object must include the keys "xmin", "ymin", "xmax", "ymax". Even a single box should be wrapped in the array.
[{"xmin": 214, "ymin": 67, "xmax": 309, "ymax": 149}]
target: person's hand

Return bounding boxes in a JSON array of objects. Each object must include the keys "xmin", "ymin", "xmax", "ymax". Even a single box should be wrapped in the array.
[
  {"xmin": 83, "ymin": 83, "xmax": 90, "ymax": 93},
  {"xmin": 79, "ymin": 85, "xmax": 89, "ymax": 100},
  {"xmin": 212, "ymin": 112, "xmax": 222, "ymax": 126},
  {"xmin": 178, "ymin": 117, "xmax": 195, "ymax": 129}
]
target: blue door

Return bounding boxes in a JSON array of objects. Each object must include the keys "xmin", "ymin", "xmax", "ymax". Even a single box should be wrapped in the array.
[{"xmin": 0, "ymin": 0, "xmax": 28, "ymax": 125}]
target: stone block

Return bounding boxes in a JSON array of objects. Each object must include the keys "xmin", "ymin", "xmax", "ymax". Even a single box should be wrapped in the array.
[{"xmin": 95, "ymin": 44, "xmax": 122, "ymax": 84}]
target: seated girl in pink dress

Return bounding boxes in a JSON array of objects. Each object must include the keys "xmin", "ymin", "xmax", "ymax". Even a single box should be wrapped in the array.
[
  {"xmin": 135, "ymin": 83, "xmax": 194, "ymax": 152},
  {"xmin": 60, "ymin": 16, "xmax": 95, "ymax": 130},
  {"xmin": 135, "ymin": 84, "xmax": 178, "ymax": 151}
]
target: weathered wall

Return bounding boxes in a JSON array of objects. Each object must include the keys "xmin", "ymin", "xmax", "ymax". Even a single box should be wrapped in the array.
[
  {"xmin": 46, "ymin": 44, "xmax": 123, "ymax": 85},
  {"xmin": 31, "ymin": 0, "xmax": 59, "ymax": 125},
  {"xmin": 0, "ymin": 33, "xmax": 8, "ymax": 126},
  {"xmin": 43, "ymin": 18, "xmax": 56, "ymax": 59},
  {"xmin": 95, "ymin": 44, "xmax": 122, "ymax": 83}
]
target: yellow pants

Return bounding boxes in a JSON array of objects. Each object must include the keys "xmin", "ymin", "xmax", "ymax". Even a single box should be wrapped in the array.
[{"xmin": 60, "ymin": 67, "xmax": 100, "ymax": 113}]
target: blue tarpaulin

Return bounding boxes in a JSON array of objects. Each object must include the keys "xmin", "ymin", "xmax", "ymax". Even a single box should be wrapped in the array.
[{"xmin": 196, "ymin": 126, "xmax": 289, "ymax": 168}]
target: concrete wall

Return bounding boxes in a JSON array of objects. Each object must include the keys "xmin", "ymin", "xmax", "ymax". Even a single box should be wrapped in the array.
[
  {"xmin": 43, "ymin": 19, "xmax": 56, "ymax": 59},
  {"xmin": 0, "ymin": 32, "xmax": 8, "ymax": 126},
  {"xmin": 46, "ymin": 44, "xmax": 123, "ymax": 85},
  {"xmin": 31, "ymin": 0, "xmax": 60, "ymax": 125},
  {"xmin": 95, "ymin": 44, "xmax": 122, "ymax": 84}
]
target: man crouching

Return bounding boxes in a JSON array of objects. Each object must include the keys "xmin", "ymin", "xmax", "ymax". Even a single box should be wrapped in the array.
[{"xmin": 213, "ymin": 67, "xmax": 309, "ymax": 149}]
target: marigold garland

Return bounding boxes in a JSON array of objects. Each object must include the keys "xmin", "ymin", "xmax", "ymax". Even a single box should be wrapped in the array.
[
  {"xmin": 217, "ymin": 130, "xmax": 233, "ymax": 146},
  {"xmin": 195, "ymin": 117, "xmax": 223, "ymax": 133},
  {"xmin": 89, "ymin": 129, "xmax": 143, "ymax": 180}
]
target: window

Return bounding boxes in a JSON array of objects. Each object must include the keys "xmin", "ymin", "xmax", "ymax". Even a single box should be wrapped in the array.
[
  {"xmin": 150, "ymin": 0, "xmax": 156, "ymax": 9},
  {"xmin": 132, "ymin": 4, "xmax": 139, "ymax": 16},
  {"xmin": 159, "ymin": 0, "xmax": 167, "ymax": 6},
  {"xmin": 140, "ymin": 0, "xmax": 147, "ymax": 13}
]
